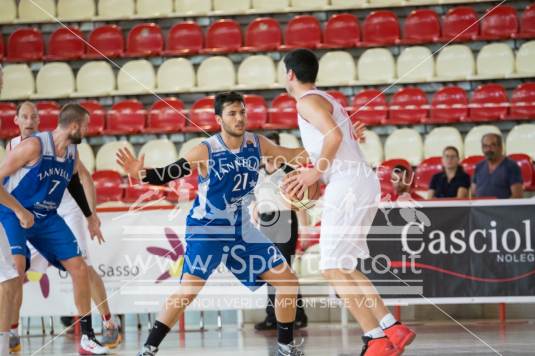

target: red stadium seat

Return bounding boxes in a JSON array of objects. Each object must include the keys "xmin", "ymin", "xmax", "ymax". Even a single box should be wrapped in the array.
[
  {"xmin": 46, "ymin": 27, "xmax": 85, "ymax": 61},
  {"xmin": 166, "ymin": 171, "xmax": 198, "ymax": 202},
  {"xmin": 402, "ymin": 9, "xmax": 441, "ymax": 45},
  {"xmin": 241, "ymin": 18, "xmax": 282, "ymax": 52},
  {"xmin": 244, "ymin": 95, "xmax": 268, "ymax": 130},
  {"xmin": 146, "ymin": 98, "xmax": 186, "ymax": 134},
  {"xmin": 377, "ymin": 158, "xmax": 412, "ymax": 196},
  {"xmin": 351, "ymin": 89, "xmax": 387, "ymax": 126},
  {"xmin": 480, "ymin": 5, "xmax": 518, "ymax": 40},
  {"xmin": 441, "ymin": 7, "xmax": 479, "ymax": 42},
  {"xmin": 85, "ymin": 25, "xmax": 124, "ymax": 59},
  {"xmin": 461, "ymin": 155, "xmax": 484, "ymax": 178},
  {"xmin": 362, "ymin": 11, "xmax": 400, "ymax": 46},
  {"xmin": 415, "ymin": 156, "xmax": 442, "ymax": 190},
  {"xmin": 93, "ymin": 170, "xmax": 124, "ymax": 203},
  {"xmin": 388, "ymin": 87, "xmax": 429, "ymax": 125},
  {"xmin": 202, "ymin": 19, "xmax": 242, "ymax": 54},
  {"xmin": 105, "ymin": 100, "xmax": 147, "ymax": 135},
  {"xmin": 467, "ymin": 84, "xmax": 509, "ymax": 122},
  {"xmin": 164, "ymin": 21, "xmax": 203, "ymax": 56},
  {"xmin": 80, "ymin": 100, "xmax": 105, "ymax": 136},
  {"xmin": 36, "ymin": 101, "xmax": 60, "ymax": 131},
  {"xmin": 282, "ymin": 15, "xmax": 322, "ymax": 49},
  {"xmin": 327, "ymin": 90, "xmax": 349, "ymax": 108},
  {"xmin": 0, "ymin": 103, "xmax": 18, "ymax": 139},
  {"xmin": 510, "ymin": 83, "xmax": 535, "ymax": 120},
  {"xmin": 517, "ymin": 4, "xmax": 535, "ymax": 39},
  {"xmin": 0, "ymin": 36, "xmax": 4, "ymax": 61},
  {"xmin": 426, "ymin": 86, "xmax": 468, "ymax": 124},
  {"xmin": 265, "ymin": 94, "xmax": 298, "ymax": 129},
  {"xmin": 184, "ymin": 97, "xmax": 219, "ymax": 132},
  {"xmin": 126, "ymin": 23, "xmax": 163, "ymax": 57},
  {"xmin": 7, "ymin": 28, "xmax": 44, "ymax": 62},
  {"xmin": 123, "ymin": 178, "xmax": 165, "ymax": 204},
  {"xmin": 508, "ymin": 153, "xmax": 535, "ymax": 191},
  {"xmin": 320, "ymin": 13, "xmax": 359, "ymax": 48}
]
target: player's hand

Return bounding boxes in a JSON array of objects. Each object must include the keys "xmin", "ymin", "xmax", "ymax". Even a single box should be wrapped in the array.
[
  {"xmin": 116, "ymin": 148, "xmax": 145, "ymax": 179},
  {"xmin": 15, "ymin": 208, "xmax": 34, "ymax": 229},
  {"xmin": 352, "ymin": 120, "xmax": 366, "ymax": 143},
  {"xmin": 87, "ymin": 214, "xmax": 105, "ymax": 244},
  {"xmin": 283, "ymin": 168, "xmax": 321, "ymax": 199}
]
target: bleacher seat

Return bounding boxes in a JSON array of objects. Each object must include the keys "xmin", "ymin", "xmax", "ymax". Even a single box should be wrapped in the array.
[
  {"xmin": 516, "ymin": 41, "xmax": 535, "ymax": 75},
  {"xmin": 510, "ymin": 83, "xmax": 535, "ymax": 120},
  {"xmin": 157, "ymin": 58, "xmax": 195, "ymax": 92},
  {"xmin": 122, "ymin": 179, "xmax": 166, "ymax": 204},
  {"xmin": 388, "ymin": 87, "xmax": 428, "ymax": 125},
  {"xmin": 117, "ymin": 59, "xmax": 156, "ymax": 94},
  {"xmin": 436, "ymin": 45, "xmax": 475, "ymax": 80},
  {"xmin": 359, "ymin": 130, "xmax": 383, "ymax": 167},
  {"xmin": 351, "ymin": 89, "xmax": 387, "ymax": 125},
  {"xmin": 136, "ymin": 0, "xmax": 173, "ymax": 17},
  {"xmin": 277, "ymin": 60, "xmax": 287, "ymax": 85},
  {"xmin": 96, "ymin": 141, "xmax": 135, "ymax": 174},
  {"xmin": 105, "ymin": 100, "xmax": 147, "ymax": 135},
  {"xmin": 0, "ymin": 147, "xmax": 5, "ymax": 164},
  {"xmin": 368, "ymin": 0, "xmax": 402, "ymax": 4},
  {"xmin": 85, "ymin": 25, "xmax": 124, "ymax": 59},
  {"xmin": 327, "ymin": 90, "xmax": 349, "ymax": 109},
  {"xmin": 357, "ymin": 48, "xmax": 395, "ymax": 83},
  {"xmin": 517, "ymin": 4, "xmax": 535, "ymax": 39},
  {"xmin": 0, "ymin": 64, "xmax": 34, "ymax": 100},
  {"xmin": 174, "ymin": 0, "xmax": 211, "ymax": 14},
  {"xmin": 185, "ymin": 96, "xmax": 219, "ymax": 132},
  {"xmin": 464, "ymin": 125, "xmax": 501, "ymax": 157},
  {"xmin": 78, "ymin": 142, "xmax": 95, "ymax": 172},
  {"xmin": 317, "ymin": 51, "xmax": 356, "ymax": 86},
  {"xmin": 237, "ymin": 55, "xmax": 276, "ymax": 87},
  {"xmin": 126, "ymin": 23, "xmax": 164, "ymax": 57},
  {"xmin": 321, "ymin": 13, "xmax": 359, "ymax": 48},
  {"xmin": 57, "ymin": 0, "xmax": 95, "ymax": 21},
  {"xmin": 202, "ymin": 19, "xmax": 242, "ymax": 54},
  {"xmin": 179, "ymin": 137, "xmax": 206, "ymax": 157},
  {"xmin": 244, "ymin": 95, "xmax": 268, "ymax": 130},
  {"xmin": 362, "ymin": 11, "xmax": 400, "ymax": 46},
  {"xmin": 93, "ymin": 170, "xmax": 124, "ymax": 203},
  {"xmin": 241, "ymin": 18, "xmax": 282, "ymax": 52},
  {"xmin": 76, "ymin": 61, "xmax": 115, "ymax": 96},
  {"xmin": 265, "ymin": 93, "xmax": 298, "ymax": 129},
  {"xmin": 214, "ymin": 0, "xmax": 250, "ymax": 12},
  {"xmin": 97, "ymin": 0, "xmax": 135, "ymax": 19},
  {"xmin": 35, "ymin": 62, "xmax": 74, "ymax": 98},
  {"xmin": 396, "ymin": 46, "xmax": 434, "ymax": 82},
  {"xmin": 197, "ymin": 56, "xmax": 236, "ymax": 89},
  {"xmin": 461, "ymin": 155, "xmax": 484, "ymax": 178},
  {"xmin": 290, "ymin": 0, "xmax": 328, "ymax": 9},
  {"xmin": 424, "ymin": 127, "xmax": 463, "ymax": 159},
  {"xmin": 18, "ymin": 0, "xmax": 56, "ymax": 22},
  {"xmin": 415, "ymin": 157, "xmax": 442, "ymax": 190},
  {"xmin": 0, "ymin": 0, "xmax": 16, "ymax": 22},
  {"xmin": 476, "ymin": 43, "xmax": 514, "ymax": 78},
  {"xmin": 7, "ymin": 28, "xmax": 44, "ymax": 62},
  {"xmin": 506, "ymin": 124, "xmax": 535, "ymax": 160},
  {"xmin": 0, "ymin": 37, "xmax": 4, "ymax": 61},
  {"xmin": 330, "ymin": 0, "xmax": 366, "ymax": 6},
  {"xmin": 147, "ymin": 98, "xmax": 186, "ymax": 133},
  {"xmin": 0, "ymin": 103, "xmax": 18, "ymax": 139},
  {"xmin": 79, "ymin": 100, "xmax": 106, "ymax": 136},
  {"xmin": 427, "ymin": 86, "xmax": 468, "ymax": 124},
  {"xmin": 36, "ymin": 101, "xmax": 59, "ymax": 131},
  {"xmin": 402, "ymin": 9, "xmax": 441, "ymax": 44},
  {"xmin": 480, "ymin": 5, "xmax": 518, "ymax": 40},
  {"xmin": 378, "ymin": 158, "xmax": 412, "ymax": 197},
  {"xmin": 279, "ymin": 132, "xmax": 300, "ymax": 148},
  {"xmin": 46, "ymin": 27, "xmax": 85, "ymax": 61},
  {"xmin": 508, "ymin": 153, "xmax": 535, "ymax": 190},
  {"xmin": 384, "ymin": 128, "xmax": 423, "ymax": 166},
  {"xmin": 468, "ymin": 84, "xmax": 508, "ymax": 122},
  {"xmin": 282, "ymin": 15, "xmax": 322, "ymax": 49},
  {"xmin": 139, "ymin": 139, "xmax": 178, "ymax": 168},
  {"xmin": 441, "ymin": 6, "xmax": 479, "ymax": 42},
  {"xmin": 164, "ymin": 22, "xmax": 203, "ymax": 55}
]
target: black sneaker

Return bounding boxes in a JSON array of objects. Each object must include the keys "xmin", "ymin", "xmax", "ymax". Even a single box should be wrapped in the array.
[{"xmin": 254, "ymin": 319, "xmax": 277, "ymax": 331}]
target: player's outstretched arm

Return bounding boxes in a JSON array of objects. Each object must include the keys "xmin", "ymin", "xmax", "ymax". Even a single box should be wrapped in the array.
[{"xmin": 257, "ymin": 135, "xmax": 309, "ymax": 168}]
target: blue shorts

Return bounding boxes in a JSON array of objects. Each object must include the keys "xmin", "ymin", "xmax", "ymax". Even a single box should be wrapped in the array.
[
  {"xmin": 182, "ymin": 222, "xmax": 286, "ymax": 290},
  {"xmin": 1, "ymin": 212, "xmax": 80, "ymax": 271}
]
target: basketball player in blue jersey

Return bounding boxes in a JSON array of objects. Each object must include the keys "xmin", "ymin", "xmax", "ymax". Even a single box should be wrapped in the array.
[
  {"xmin": 117, "ymin": 92, "xmax": 309, "ymax": 356},
  {"xmin": 0, "ymin": 104, "xmax": 108, "ymax": 355}
]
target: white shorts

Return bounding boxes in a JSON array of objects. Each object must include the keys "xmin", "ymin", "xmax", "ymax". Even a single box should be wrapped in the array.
[
  {"xmin": 0, "ymin": 224, "xmax": 18, "ymax": 283},
  {"xmin": 29, "ymin": 209, "xmax": 92, "ymax": 273},
  {"xmin": 319, "ymin": 174, "xmax": 380, "ymax": 271}
]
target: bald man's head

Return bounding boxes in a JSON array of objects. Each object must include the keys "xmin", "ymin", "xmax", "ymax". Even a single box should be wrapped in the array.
[{"xmin": 15, "ymin": 101, "xmax": 40, "ymax": 139}]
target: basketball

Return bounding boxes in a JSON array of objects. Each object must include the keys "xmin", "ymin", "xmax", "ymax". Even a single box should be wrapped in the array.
[{"xmin": 280, "ymin": 170, "xmax": 321, "ymax": 210}]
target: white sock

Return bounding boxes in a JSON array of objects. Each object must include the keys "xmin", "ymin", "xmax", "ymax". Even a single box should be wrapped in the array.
[
  {"xmin": 379, "ymin": 313, "xmax": 398, "ymax": 329},
  {"xmin": 0, "ymin": 332, "xmax": 9, "ymax": 355},
  {"xmin": 364, "ymin": 327, "xmax": 385, "ymax": 339},
  {"xmin": 10, "ymin": 327, "xmax": 19, "ymax": 337}
]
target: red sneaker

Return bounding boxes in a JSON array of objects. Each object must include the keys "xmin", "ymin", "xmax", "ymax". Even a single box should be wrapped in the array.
[
  {"xmin": 384, "ymin": 322, "xmax": 416, "ymax": 352},
  {"xmin": 360, "ymin": 336, "xmax": 401, "ymax": 356}
]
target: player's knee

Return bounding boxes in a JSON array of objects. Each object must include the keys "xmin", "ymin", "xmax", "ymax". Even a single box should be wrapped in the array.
[
  {"xmin": 13, "ymin": 256, "xmax": 26, "ymax": 277},
  {"xmin": 65, "ymin": 258, "xmax": 88, "ymax": 279}
]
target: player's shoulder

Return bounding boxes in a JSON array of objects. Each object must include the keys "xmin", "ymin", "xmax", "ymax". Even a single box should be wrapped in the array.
[{"xmin": 297, "ymin": 92, "xmax": 331, "ymax": 112}]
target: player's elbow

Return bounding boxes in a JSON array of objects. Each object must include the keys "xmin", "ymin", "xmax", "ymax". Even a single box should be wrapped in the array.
[{"xmin": 327, "ymin": 127, "xmax": 343, "ymax": 146}]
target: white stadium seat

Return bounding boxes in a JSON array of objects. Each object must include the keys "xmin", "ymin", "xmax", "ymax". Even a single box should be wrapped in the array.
[
  {"xmin": 424, "ymin": 127, "xmax": 464, "ymax": 159},
  {"xmin": 97, "ymin": 0, "xmax": 135, "ymax": 18},
  {"xmin": 35, "ymin": 62, "xmax": 75, "ymax": 98},
  {"xmin": 174, "ymin": 0, "xmax": 211, "ymax": 14},
  {"xmin": 330, "ymin": 0, "xmax": 367, "ymax": 7},
  {"xmin": 214, "ymin": 0, "xmax": 250, "ymax": 12},
  {"xmin": 96, "ymin": 141, "xmax": 135, "ymax": 174},
  {"xmin": 279, "ymin": 133, "xmax": 300, "ymax": 148},
  {"xmin": 359, "ymin": 130, "xmax": 383, "ymax": 167},
  {"xmin": 358, "ymin": 48, "xmax": 396, "ymax": 83},
  {"xmin": 238, "ymin": 55, "xmax": 276, "ymax": 87},
  {"xmin": 0, "ymin": 64, "xmax": 34, "ymax": 100},
  {"xmin": 179, "ymin": 137, "xmax": 206, "ymax": 157},
  {"xmin": 117, "ymin": 60, "xmax": 156, "ymax": 94},
  {"xmin": 252, "ymin": 0, "xmax": 289, "ymax": 11},
  {"xmin": 57, "ymin": 0, "xmax": 95, "ymax": 20},
  {"xmin": 516, "ymin": 41, "xmax": 535, "ymax": 75},
  {"xmin": 385, "ymin": 128, "xmax": 423, "ymax": 165},
  {"xmin": 136, "ymin": 0, "xmax": 173, "ymax": 17},
  {"xmin": 0, "ymin": 0, "xmax": 17, "ymax": 22},
  {"xmin": 76, "ymin": 61, "xmax": 115, "ymax": 96},
  {"xmin": 397, "ymin": 46, "xmax": 434, "ymax": 82},
  {"xmin": 277, "ymin": 60, "xmax": 287, "ymax": 85},
  {"xmin": 139, "ymin": 139, "xmax": 178, "ymax": 168},
  {"xmin": 368, "ymin": 0, "xmax": 403, "ymax": 5},
  {"xmin": 18, "ymin": 0, "xmax": 56, "ymax": 22},
  {"xmin": 157, "ymin": 58, "xmax": 195, "ymax": 92},
  {"xmin": 0, "ymin": 147, "xmax": 6, "ymax": 164},
  {"xmin": 506, "ymin": 124, "xmax": 535, "ymax": 160},
  {"xmin": 290, "ymin": 0, "xmax": 328, "ymax": 9},
  {"xmin": 436, "ymin": 45, "xmax": 475, "ymax": 80},
  {"xmin": 476, "ymin": 43, "xmax": 515, "ymax": 78},
  {"xmin": 464, "ymin": 125, "xmax": 501, "ymax": 157},
  {"xmin": 197, "ymin": 56, "xmax": 236, "ymax": 90},
  {"xmin": 78, "ymin": 142, "xmax": 95, "ymax": 173},
  {"xmin": 317, "ymin": 51, "xmax": 356, "ymax": 86}
]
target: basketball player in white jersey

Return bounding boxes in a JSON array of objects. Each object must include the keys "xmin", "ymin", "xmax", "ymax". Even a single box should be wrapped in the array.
[
  {"xmin": 281, "ymin": 49, "xmax": 416, "ymax": 356},
  {"xmin": 6, "ymin": 102, "xmax": 122, "ymax": 352}
]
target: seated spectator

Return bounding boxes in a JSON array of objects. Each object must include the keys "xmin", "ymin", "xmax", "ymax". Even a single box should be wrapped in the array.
[
  {"xmin": 472, "ymin": 133, "xmax": 523, "ymax": 199},
  {"xmin": 429, "ymin": 146, "xmax": 470, "ymax": 199},
  {"xmin": 390, "ymin": 165, "xmax": 422, "ymax": 201}
]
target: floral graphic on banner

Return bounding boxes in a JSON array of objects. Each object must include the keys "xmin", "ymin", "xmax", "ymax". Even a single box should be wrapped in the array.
[{"xmin": 146, "ymin": 227, "xmax": 185, "ymax": 283}]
